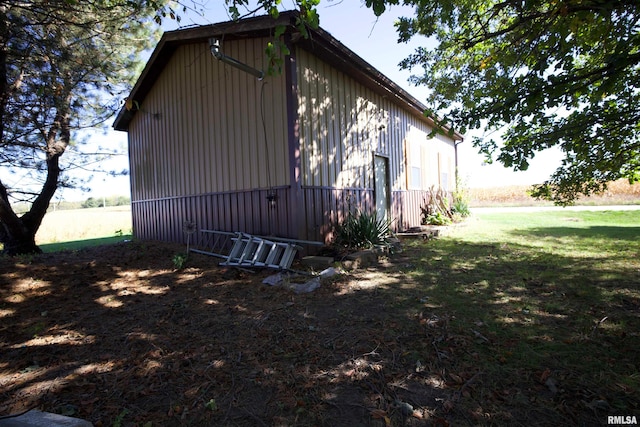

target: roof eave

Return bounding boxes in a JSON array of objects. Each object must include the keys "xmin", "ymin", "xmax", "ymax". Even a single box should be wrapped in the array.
[
  {"xmin": 300, "ymin": 25, "xmax": 464, "ymax": 141},
  {"xmin": 113, "ymin": 12, "xmax": 297, "ymax": 131},
  {"xmin": 113, "ymin": 11, "xmax": 464, "ymax": 142}
]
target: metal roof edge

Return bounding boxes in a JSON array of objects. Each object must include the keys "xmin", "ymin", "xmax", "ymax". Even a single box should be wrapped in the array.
[
  {"xmin": 301, "ymin": 25, "xmax": 464, "ymax": 141},
  {"xmin": 113, "ymin": 12, "xmax": 298, "ymax": 131},
  {"xmin": 113, "ymin": 10, "xmax": 463, "ymax": 142}
]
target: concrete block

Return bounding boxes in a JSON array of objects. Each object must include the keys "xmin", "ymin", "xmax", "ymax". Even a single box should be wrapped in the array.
[{"xmin": 342, "ymin": 250, "xmax": 377, "ymax": 269}]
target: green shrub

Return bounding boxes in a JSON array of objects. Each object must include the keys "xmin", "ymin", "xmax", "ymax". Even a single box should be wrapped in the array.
[
  {"xmin": 421, "ymin": 183, "xmax": 471, "ymax": 225},
  {"xmin": 334, "ymin": 210, "xmax": 392, "ymax": 251},
  {"xmin": 81, "ymin": 196, "xmax": 131, "ymax": 209},
  {"xmin": 421, "ymin": 186, "xmax": 453, "ymax": 225},
  {"xmin": 81, "ymin": 197, "xmax": 101, "ymax": 208},
  {"xmin": 451, "ymin": 176, "xmax": 471, "ymax": 218},
  {"xmin": 451, "ymin": 193, "xmax": 471, "ymax": 217},
  {"xmin": 424, "ymin": 211, "xmax": 451, "ymax": 226},
  {"xmin": 172, "ymin": 253, "xmax": 188, "ymax": 269}
]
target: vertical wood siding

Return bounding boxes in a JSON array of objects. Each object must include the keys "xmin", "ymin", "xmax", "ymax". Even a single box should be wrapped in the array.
[
  {"xmin": 391, "ymin": 189, "xmax": 432, "ymax": 231},
  {"xmin": 128, "ymin": 38, "xmax": 289, "ymax": 201},
  {"xmin": 300, "ymin": 186, "xmax": 374, "ymax": 243},
  {"xmin": 295, "ymin": 48, "xmax": 457, "ymax": 236},
  {"xmin": 126, "ymin": 35, "xmax": 458, "ymax": 246},
  {"xmin": 127, "ymin": 38, "xmax": 295, "ymax": 242},
  {"xmin": 131, "ymin": 187, "xmax": 294, "ymax": 244}
]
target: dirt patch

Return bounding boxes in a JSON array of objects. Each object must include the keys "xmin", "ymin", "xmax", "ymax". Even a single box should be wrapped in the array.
[{"xmin": 0, "ymin": 240, "xmax": 453, "ymax": 426}]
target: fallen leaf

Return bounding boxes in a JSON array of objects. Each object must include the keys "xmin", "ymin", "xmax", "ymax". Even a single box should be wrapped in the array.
[
  {"xmin": 539, "ymin": 368, "xmax": 551, "ymax": 383},
  {"xmin": 450, "ymin": 373, "xmax": 463, "ymax": 384},
  {"xmin": 371, "ymin": 409, "xmax": 387, "ymax": 419},
  {"xmin": 443, "ymin": 399, "xmax": 455, "ymax": 412},
  {"xmin": 434, "ymin": 417, "xmax": 450, "ymax": 426},
  {"xmin": 371, "ymin": 409, "xmax": 392, "ymax": 426},
  {"xmin": 81, "ymin": 397, "xmax": 99, "ymax": 406}
]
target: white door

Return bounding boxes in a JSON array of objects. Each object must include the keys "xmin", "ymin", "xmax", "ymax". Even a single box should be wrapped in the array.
[{"xmin": 374, "ymin": 155, "xmax": 389, "ymax": 222}]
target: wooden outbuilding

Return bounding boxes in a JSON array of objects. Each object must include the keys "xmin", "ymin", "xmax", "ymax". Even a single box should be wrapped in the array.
[{"xmin": 113, "ymin": 11, "xmax": 463, "ymax": 246}]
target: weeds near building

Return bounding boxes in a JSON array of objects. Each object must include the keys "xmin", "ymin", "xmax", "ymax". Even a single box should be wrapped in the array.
[{"xmin": 421, "ymin": 185, "xmax": 471, "ymax": 225}]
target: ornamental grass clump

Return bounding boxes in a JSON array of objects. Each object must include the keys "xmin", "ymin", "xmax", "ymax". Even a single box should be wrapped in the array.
[{"xmin": 334, "ymin": 210, "xmax": 392, "ymax": 251}]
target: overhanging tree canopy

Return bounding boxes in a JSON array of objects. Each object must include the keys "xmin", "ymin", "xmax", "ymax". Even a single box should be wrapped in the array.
[
  {"xmin": 241, "ymin": 0, "xmax": 639, "ymax": 204},
  {"xmin": 3, "ymin": 0, "xmax": 637, "ymax": 255},
  {"xmin": 390, "ymin": 0, "xmax": 640, "ymax": 204},
  {"xmin": 0, "ymin": 0, "xmax": 169, "ymax": 254}
]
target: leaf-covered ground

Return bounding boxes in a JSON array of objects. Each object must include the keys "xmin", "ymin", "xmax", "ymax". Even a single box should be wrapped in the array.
[{"xmin": 1, "ymin": 225, "xmax": 638, "ymax": 426}]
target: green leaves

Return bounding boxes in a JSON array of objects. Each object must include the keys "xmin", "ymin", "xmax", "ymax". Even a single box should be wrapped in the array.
[
  {"xmin": 0, "ymin": 0, "xmax": 168, "ymax": 252},
  {"xmin": 225, "ymin": 1, "xmax": 320, "ymax": 77},
  {"xmin": 1, "ymin": 1, "xmax": 166, "ymax": 167},
  {"xmin": 265, "ymin": 37, "xmax": 290, "ymax": 76},
  {"xmin": 204, "ymin": 398, "xmax": 218, "ymax": 411},
  {"xmin": 334, "ymin": 210, "xmax": 393, "ymax": 251},
  {"xmin": 365, "ymin": 0, "xmax": 399, "ymax": 17},
  {"xmin": 386, "ymin": 0, "xmax": 640, "ymax": 204}
]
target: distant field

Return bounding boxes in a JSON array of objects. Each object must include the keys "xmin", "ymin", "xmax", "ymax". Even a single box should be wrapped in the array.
[
  {"xmin": 21, "ymin": 180, "xmax": 639, "ymax": 249},
  {"xmin": 36, "ymin": 205, "xmax": 132, "ymax": 246},
  {"xmin": 469, "ymin": 179, "xmax": 640, "ymax": 207}
]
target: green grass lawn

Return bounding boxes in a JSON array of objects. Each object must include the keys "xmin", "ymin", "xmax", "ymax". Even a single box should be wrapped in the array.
[
  {"xmin": 36, "ymin": 205, "xmax": 133, "ymax": 251},
  {"xmin": 39, "ymin": 235, "xmax": 133, "ymax": 253},
  {"xmin": 0, "ymin": 206, "xmax": 132, "ymax": 253},
  {"xmin": 393, "ymin": 209, "xmax": 639, "ymax": 422},
  {"xmin": 1, "ymin": 208, "xmax": 637, "ymax": 425}
]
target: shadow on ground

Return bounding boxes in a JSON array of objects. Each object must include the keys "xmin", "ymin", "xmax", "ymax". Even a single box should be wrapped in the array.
[{"xmin": 1, "ymin": 237, "xmax": 638, "ymax": 426}]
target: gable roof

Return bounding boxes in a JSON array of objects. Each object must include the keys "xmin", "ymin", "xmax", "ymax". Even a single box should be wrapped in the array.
[{"xmin": 113, "ymin": 11, "xmax": 463, "ymax": 141}]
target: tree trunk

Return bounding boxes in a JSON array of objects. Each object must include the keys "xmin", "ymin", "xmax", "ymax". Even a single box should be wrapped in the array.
[
  {"xmin": 0, "ymin": 184, "xmax": 42, "ymax": 255},
  {"xmin": 0, "ymin": 101, "xmax": 68, "ymax": 256},
  {"xmin": 0, "ymin": 157, "xmax": 62, "ymax": 255},
  {"xmin": 0, "ymin": 5, "xmax": 7, "ymax": 141},
  {"xmin": 0, "ymin": 10, "xmax": 72, "ymax": 256},
  {"xmin": 0, "ymin": 223, "xmax": 41, "ymax": 255},
  {"xmin": 2, "ymin": 237, "xmax": 41, "ymax": 255},
  {"xmin": 0, "ymin": 10, "xmax": 28, "ymax": 254}
]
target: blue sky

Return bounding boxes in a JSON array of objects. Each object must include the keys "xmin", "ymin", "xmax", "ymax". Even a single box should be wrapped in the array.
[{"xmin": 69, "ymin": 1, "xmax": 561, "ymax": 200}]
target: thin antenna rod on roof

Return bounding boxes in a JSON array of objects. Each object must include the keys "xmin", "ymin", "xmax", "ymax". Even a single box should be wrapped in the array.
[{"xmin": 208, "ymin": 38, "xmax": 264, "ymax": 80}]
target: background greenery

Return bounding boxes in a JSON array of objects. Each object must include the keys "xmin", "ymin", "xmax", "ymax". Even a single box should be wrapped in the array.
[{"xmin": 396, "ymin": 208, "xmax": 640, "ymax": 421}]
